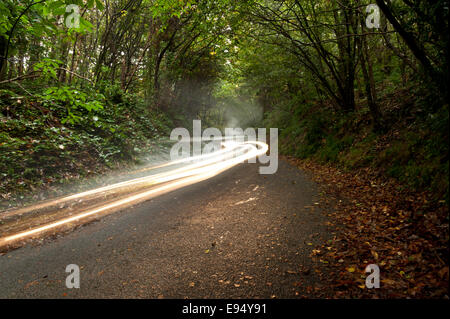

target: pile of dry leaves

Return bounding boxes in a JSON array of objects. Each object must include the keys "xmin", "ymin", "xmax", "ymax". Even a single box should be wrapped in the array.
[{"xmin": 286, "ymin": 156, "xmax": 448, "ymax": 298}]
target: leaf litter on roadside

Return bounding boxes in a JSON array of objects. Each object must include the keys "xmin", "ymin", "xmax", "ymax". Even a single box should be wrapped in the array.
[{"xmin": 286, "ymin": 156, "xmax": 449, "ymax": 298}]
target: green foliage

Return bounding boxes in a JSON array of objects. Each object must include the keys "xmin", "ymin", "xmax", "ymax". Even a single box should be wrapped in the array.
[
  {"xmin": 38, "ymin": 86, "xmax": 104, "ymax": 124},
  {"xmin": 33, "ymin": 58, "xmax": 62, "ymax": 80},
  {"xmin": 0, "ymin": 0, "xmax": 447, "ymax": 206},
  {"xmin": 0, "ymin": 1, "xmax": 13, "ymax": 35},
  {"xmin": 0, "ymin": 83, "xmax": 173, "ymax": 197}
]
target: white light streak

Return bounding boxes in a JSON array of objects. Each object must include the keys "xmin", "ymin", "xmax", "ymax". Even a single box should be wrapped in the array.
[{"xmin": 0, "ymin": 141, "xmax": 268, "ymax": 247}]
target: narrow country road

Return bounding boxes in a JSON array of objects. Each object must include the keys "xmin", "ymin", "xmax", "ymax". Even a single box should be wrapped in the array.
[{"xmin": 0, "ymin": 160, "xmax": 330, "ymax": 298}]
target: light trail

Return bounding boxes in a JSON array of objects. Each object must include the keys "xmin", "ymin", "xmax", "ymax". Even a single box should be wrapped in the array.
[
  {"xmin": 0, "ymin": 140, "xmax": 268, "ymax": 247},
  {"xmin": 0, "ymin": 141, "xmax": 249, "ymax": 219}
]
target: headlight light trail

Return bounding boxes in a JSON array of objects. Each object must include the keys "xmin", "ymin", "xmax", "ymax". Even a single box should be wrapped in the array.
[
  {"xmin": 0, "ymin": 140, "xmax": 268, "ymax": 247},
  {"xmin": 1, "ymin": 141, "xmax": 249, "ymax": 219}
]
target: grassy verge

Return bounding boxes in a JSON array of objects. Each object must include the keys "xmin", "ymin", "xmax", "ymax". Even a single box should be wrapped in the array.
[{"xmin": 267, "ymin": 86, "xmax": 449, "ymax": 204}]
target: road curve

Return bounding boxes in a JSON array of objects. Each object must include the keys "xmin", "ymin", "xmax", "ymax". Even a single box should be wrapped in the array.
[{"xmin": 0, "ymin": 159, "xmax": 330, "ymax": 298}]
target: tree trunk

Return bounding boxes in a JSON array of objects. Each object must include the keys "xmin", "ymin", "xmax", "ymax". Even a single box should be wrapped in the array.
[
  {"xmin": 361, "ymin": 39, "xmax": 382, "ymax": 131},
  {"xmin": 375, "ymin": 0, "xmax": 440, "ymax": 86},
  {"xmin": 0, "ymin": 35, "xmax": 6, "ymax": 81}
]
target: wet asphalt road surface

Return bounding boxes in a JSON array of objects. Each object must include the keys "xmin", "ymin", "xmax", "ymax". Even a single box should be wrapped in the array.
[{"xmin": 0, "ymin": 159, "xmax": 329, "ymax": 298}]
